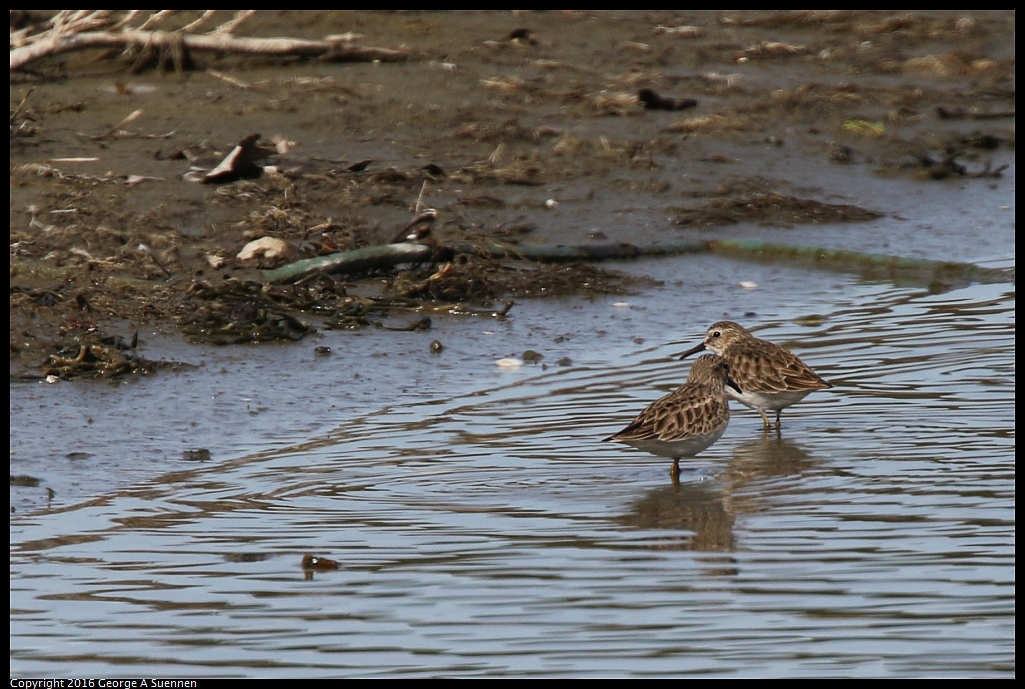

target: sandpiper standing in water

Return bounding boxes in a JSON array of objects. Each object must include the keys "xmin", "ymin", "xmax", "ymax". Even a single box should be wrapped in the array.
[
  {"xmin": 604, "ymin": 354, "xmax": 742, "ymax": 478},
  {"xmin": 679, "ymin": 321, "xmax": 831, "ymax": 432}
]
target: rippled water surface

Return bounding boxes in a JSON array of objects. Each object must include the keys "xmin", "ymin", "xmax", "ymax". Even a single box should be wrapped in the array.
[{"xmin": 10, "ymin": 256, "xmax": 1014, "ymax": 676}]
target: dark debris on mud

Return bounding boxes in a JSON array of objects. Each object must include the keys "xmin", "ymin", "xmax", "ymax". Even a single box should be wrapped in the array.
[
  {"xmin": 37, "ymin": 326, "xmax": 193, "ymax": 382},
  {"xmin": 672, "ymin": 192, "xmax": 883, "ymax": 228}
]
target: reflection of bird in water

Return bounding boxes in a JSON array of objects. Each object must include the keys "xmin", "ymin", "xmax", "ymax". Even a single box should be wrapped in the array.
[
  {"xmin": 679, "ymin": 321, "xmax": 831, "ymax": 432},
  {"xmin": 727, "ymin": 434, "xmax": 816, "ymax": 481},
  {"xmin": 616, "ymin": 435, "xmax": 818, "ymax": 560},
  {"xmin": 720, "ymin": 434, "xmax": 817, "ymax": 520},
  {"xmin": 604, "ymin": 354, "xmax": 742, "ymax": 479},
  {"xmin": 617, "ymin": 480, "xmax": 735, "ymax": 555}
]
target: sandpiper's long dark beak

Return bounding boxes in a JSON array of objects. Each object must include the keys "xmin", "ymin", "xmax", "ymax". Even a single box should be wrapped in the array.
[
  {"xmin": 726, "ymin": 374, "xmax": 742, "ymax": 395},
  {"xmin": 677, "ymin": 342, "xmax": 706, "ymax": 360}
]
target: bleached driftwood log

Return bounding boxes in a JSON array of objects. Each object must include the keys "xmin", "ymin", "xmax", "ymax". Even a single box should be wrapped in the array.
[{"xmin": 11, "ymin": 10, "xmax": 410, "ymax": 72}]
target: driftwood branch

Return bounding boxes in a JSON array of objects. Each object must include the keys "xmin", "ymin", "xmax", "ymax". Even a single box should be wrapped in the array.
[
  {"xmin": 11, "ymin": 22, "xmax": 411, "ymax": 71},
  {"xmin": 264, "ymin": 243, "xmax": 440, "ymax": 284},
  {"xmin": 262, "ymin": 241, "xmax": 710, "ymax": 284}
]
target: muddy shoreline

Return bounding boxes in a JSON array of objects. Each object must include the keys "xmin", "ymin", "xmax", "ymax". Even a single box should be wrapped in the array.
[{"xmin": 9, "ymin": 11, "xmax": 1015, "ymax": 378}]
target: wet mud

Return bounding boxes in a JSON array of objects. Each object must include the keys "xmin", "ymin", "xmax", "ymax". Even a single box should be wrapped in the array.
[{"xmin": 9, "ymin": 11, "xmax": 1015, "ymax": 378}]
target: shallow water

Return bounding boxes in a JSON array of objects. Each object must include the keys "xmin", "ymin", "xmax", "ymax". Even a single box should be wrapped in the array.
[
  {"xmin": 9, "ymin": 10, "xmax": 1016, "ymax": 678},
  {"xmin": 10, "ymin": 256, "xmax": 1014, "ymax": 677}
]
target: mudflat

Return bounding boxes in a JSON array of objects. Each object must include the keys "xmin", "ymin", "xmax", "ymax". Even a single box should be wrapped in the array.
[{"xmin": 10, "ymin": 11, "xmax": 1014, "ymax": 377}]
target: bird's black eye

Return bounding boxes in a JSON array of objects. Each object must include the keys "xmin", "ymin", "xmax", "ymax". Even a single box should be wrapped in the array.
[
  {"xmin": 712, "ymin": 331, "xmax": 721, "ymax": 338},
  {"xmin": 721, "ymin": 363, "xmax": 730, "ymax": 371}
]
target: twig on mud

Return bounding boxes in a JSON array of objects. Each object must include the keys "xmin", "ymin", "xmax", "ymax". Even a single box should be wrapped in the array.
[
  {"xmin": 137, "ymin": 243, "xmax": 173, "ymax": 278},
  {"xmin": 414, "ymin": 180, "xmax": 430, "ymax": 214},
  {"xmin": 10, "ymin": 86, "xmax": 34, "ymax": 124},
  {"xmin": 93, "ymin": 108, "xmax": 143, "ymax": 140},
  {"xmin": 207, "ymin": 69, "xmax": 252, "ymax": 89}
]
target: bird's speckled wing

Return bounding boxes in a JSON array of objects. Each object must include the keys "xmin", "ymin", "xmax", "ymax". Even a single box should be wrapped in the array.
[
  {"xmin": 609, "ymin": 384, "xmax": 731, "ymax": 442},
  {"xmin": 725, "ymin": 338, "xmax": 831, "ymax": 394}
]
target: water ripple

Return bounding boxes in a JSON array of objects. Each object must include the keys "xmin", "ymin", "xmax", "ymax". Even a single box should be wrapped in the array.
[{"xmin": 11, "ymin": 280, "xmax": 1014, "ymax": 677}]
